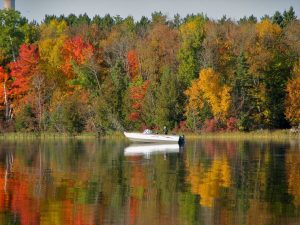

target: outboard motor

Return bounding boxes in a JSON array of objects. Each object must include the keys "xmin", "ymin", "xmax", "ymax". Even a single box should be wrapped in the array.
[{"xmin": 178, "ymin": 135, "xmax": 185, "ymax": 147}]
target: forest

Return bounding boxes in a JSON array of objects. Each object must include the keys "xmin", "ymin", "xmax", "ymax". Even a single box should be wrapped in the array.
[{"xmin": 0, "ymin": 7, "xmax": 299, "ymax": 134}]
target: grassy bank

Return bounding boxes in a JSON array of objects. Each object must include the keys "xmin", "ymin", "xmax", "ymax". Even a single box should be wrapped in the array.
[
  {"xmin": 0, "ymin": 130, "xmax": 299, "ymax": 141},
  {"xmin": 184, "ymin": 129, "xmax": 300, "ymax": 140},
  {"xmin": 0, "ymin": 131, "xmax": 127, "ymax": 141}
]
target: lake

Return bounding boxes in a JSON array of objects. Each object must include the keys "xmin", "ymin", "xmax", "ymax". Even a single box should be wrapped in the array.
[{"xmin": 0, "ymin": 138, "xmax": 299, "ymax": 225}]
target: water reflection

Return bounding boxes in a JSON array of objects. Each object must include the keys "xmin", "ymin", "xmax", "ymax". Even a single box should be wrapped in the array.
[
  {"xmin": 185, "ymin": 154, "xmax": 231, "ymax": 207},
  {"xmin": 124, "ymin": 143, "xmax": 181, "ymax": 158},
  {"xmin": 0, "ymin": 139, "xmax": 299, "ymax": 224}
]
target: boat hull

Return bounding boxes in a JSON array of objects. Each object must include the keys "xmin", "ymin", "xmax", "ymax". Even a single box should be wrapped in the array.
[{"xmin": 124, "ymin": 132, "xmax": 179, "ymax": 143}]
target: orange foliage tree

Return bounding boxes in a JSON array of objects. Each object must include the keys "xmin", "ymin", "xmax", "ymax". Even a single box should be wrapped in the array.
[
  {"xmin": 285, "ymin": 63, "xmax": 300, "ymax": 125},
  {"xmin": 62, "ymin": 36, "xmax": 94, "ymax": 79},
  {"xmin": 128, "ymin": 76, "xmax": 149, "ymax": 123},
  {"xmin": 127, "ymin": 50, "xmax": 139, "ymax": 80},
  {"xmin": 9, "ymin": 44, "xmax": 39, "ymax": 98}
]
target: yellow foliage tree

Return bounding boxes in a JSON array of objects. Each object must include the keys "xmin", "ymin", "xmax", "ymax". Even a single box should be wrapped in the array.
[
  {"xmin": 247, "ymin": 19, "xmax": 281, "ymax": 76},
  {"xmin": 185, "ymin": 68, "xmax": 231, "ymax": 122},
  {"xmin": 285, "ymin": 62, "xmax": 300, "ymax": 125},
  {"xmin": 38, "ymin": 20, "xmax": 68, "ymax": 85},
  {"xmin": 198, "ymin": 68, "xmax": 231, "ymax": 121},
  {"xmin": 256, "ymin": 19, "xmax": 281, "ymax": 39},
  {"xmin": 184, "ymin": 79, "xmax": 204, "ymax": 116}
]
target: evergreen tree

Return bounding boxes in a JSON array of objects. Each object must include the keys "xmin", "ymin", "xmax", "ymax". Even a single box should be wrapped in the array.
[
  {"xmin": 110, "ymin": 60, "xmax": 128, "ymax": 123},
  {"xmin": 272, "ymin": 11, "xmax": 284, "ymax": 27},
  {"xmin": 155, "ymin": 68, "xmax": 181, "ymax": 130},
  {"xmin": 234, "ymin": 53, "xmax": 253, "ymax": 131},
  {"xmin": 283, "ymin": 6, "xmax": 297, "ymax": 27}
]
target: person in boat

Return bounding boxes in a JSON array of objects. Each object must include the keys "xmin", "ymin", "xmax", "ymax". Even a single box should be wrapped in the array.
[
  {"xmin": 163, "ymin": 126, "xmax": 168, "ymax": 135},
  {"xmin": 143, "ymin": 129, "xmax": 152, "ymax": 134}
]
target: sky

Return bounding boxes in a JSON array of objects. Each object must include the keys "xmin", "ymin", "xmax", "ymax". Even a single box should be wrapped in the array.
[{"xmin": 0, "ymin": 0, "xmax": 300, "ymax": 22}]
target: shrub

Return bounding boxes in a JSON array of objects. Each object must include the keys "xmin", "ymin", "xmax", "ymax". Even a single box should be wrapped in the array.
[
  {"xmin": 49, "ymin": 93, "xmax": 87, "ymax": 134},
  {"xmin": 15, "ymin": 105, "xmax": 38, "ymax": 132},
  {"xmin": 226, "ymin": 117, "xmax": 238, "ymax": 131},
  {"xmin": 202, "ymin": 119, "xmax": 219, "ymax": 132}
]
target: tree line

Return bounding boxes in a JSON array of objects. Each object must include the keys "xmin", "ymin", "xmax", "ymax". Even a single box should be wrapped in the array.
[{"xmin": 0, "ymin": 7, "xmax": 299, "ymax": 134}]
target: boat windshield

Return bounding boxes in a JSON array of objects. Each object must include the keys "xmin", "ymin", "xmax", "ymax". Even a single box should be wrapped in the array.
[{"xmin": 143, "ymin": 129, "xmax": 153, "ymax": 134}]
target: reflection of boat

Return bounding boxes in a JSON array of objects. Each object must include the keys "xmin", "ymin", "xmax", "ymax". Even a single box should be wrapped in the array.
[
  {"xmin": 124, "ymin": 130, "xmax": 184, "ymax": 144},
  {"xmin": 124, "ymin": 144, "xmax": 180, "ymax": 156}
]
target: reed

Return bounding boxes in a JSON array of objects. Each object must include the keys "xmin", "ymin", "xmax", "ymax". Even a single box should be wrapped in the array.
[
  {"xmin": 184, "ymin": 130, "xmax": 300, "ymax": 140},
  {"xmin": 0, "ymin": 130, "xmax": 299, "ymax": 141},
  {"xmin": 0, "ymin": 131, "xmax": 127, "ymax": 140}
]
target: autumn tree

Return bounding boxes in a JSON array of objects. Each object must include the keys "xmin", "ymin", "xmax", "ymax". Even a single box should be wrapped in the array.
[
  {"xmin": 9, "ymin": 44, "xmax": 42, "ymax": 131},
  {"xmin": 185, "ymin": 76, "xmax": 207, "ymax": 130},
  {"xmin": 62, "ymin": 36, "xmax": 94, "ymax": 79},
  {"xmin": 101, "ymin": 19, "xmax": 136, "ymax": 67},
  {"xmin": 201, "ymin": 21, "xmax": 237, "ymax": 78},
  {"xmin": 9, "ymin": 44, "xmax": 39, "ymax": 98},
  {"xmin": 0, "ymin": 9, "xmax": 299, "ymax": 133},
  {"xmin": 285, "ymin": 62, "xmax": 300, "ymax": 125},
  {"xmin": 178, "ymin": 15, "xmax": 206, "ymax": 87},
  {"xmin": 127, "ymin": 50, "xmax": 139, "ymax": 80},
  {"xmin": 38, "ymin": 19, "xmax": 69, "ymax": 90},
  {"xmin": 137, "ymin": 23, "xmax": 179, "ymax": 82},
  {"xmin": 185, "ymin": 68, "xmax": 231, "ymax": 130},
  {"xmin": 198, "ymin": 68, "xmax": 231, "ymax": 121},
  {"xmin": 126, "ymin": 75, "xmax": 149, "ymax": 129}
]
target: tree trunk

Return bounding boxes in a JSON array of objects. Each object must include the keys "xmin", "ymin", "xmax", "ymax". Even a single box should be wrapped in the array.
[{"xmin": 3, "ymin": 82, "xmax": 9, "ymax": 121}]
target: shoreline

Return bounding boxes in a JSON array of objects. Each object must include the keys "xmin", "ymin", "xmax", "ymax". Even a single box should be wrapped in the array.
[{"xmin": 0, "ymin": 130, "xmax": 299, "ymax": 141}]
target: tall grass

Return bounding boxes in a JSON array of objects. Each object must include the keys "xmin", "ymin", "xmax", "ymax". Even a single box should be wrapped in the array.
[
  {"xmin": 0, "ymin": 131, "xmax": 127, "ymax": 141},
  {"xmin": 0, "ymin": 130, "xmax": 299, "ymax": 142},
  {"xmin": 184, "ymin": 129, "xmax": 300, "ymax": 141}
]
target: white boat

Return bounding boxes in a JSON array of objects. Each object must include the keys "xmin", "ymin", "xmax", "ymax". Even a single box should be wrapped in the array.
[
  {"xmin": 124, "ymin": 130, "xmax": 183, "ymax": 143},
  {"xmin": 124, "ymin": 144, "xmax": 180, "ymax": 156}
]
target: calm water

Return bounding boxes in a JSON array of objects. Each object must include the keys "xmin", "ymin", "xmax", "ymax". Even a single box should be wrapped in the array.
[{"xmin": 0, "ymin": 139, "xmax": 299, "ymax": 225}]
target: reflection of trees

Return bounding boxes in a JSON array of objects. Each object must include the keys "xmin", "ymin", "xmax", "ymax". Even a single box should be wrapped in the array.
[
  {"xmin": 285, "ymin": 149, "xmax": 300, "ymax": 206},
  {"xmin": 0, "ymin": 162, "xmax": 40, "ymax": 225},
  {"xmin": 183, "ymin": 140, "xmax": 300, "ymax": 225},
  {"xmin": 0, "ymin": 140, "xmax": 127, "ymax": 225},
  {"xmin": 126, "ymin": 153, "xmax": 184, "ymax": 225},
  {"xmin": 0, "ymin": 140, "xmax": 300, "ymax": 224},
  {"xmin": 186, "ymin": 155, "xmax": 232, "ymax": 207},
  {"xmin": 0, "ymin": 140, "xmax": 186, "ymax": 225},
  {"xmin": 127, "ymin": 156, "xmax": 148, "ymax": 225},
  {"xmin": 246, "ymin": 200, "xmax": 271, "ymax": 225}
]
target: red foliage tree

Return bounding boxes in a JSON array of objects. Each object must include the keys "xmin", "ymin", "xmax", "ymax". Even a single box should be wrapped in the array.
[
  {"xmin": 226, "ymin": 117, "xmax": 238, "ymax": 131},
  {"xmin": 62, "ymin": 36, "xmax": 94, "ymax": 78},
  {"xmin": 128, "ymin": 80, "xmax": 149, "ymax": 122},
  {"xmin": 9, "ymin": 44, "xmax": 39, "ymax": 98},
  {"xmin": 202, "ymin": 118, "xmax": 219, "ymax": 132},
  {"xmin": 127, "ymin": 50, "xmax": 139, "ymax": 80}
]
